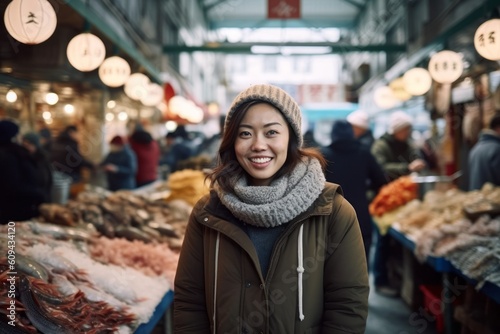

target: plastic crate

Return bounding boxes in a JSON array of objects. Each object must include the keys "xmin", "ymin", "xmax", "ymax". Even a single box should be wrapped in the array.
[{"xmin": 419, "ymin": 284, "xmax": 445, "ymax": 334}]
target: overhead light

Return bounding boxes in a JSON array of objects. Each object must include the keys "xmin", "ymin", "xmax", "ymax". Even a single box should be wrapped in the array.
[
  {"xmin": 251, "ymin": 46, "xmax": 281, "ymax": 54},
  {"xmin": 4, "ymin": 0, "xmax": 57, "ymax": 45},
  {"xmin": 99, "ymin": 56, "xmax": 131, "ymax": 87},
  {"xmin": 6, "ymin": 90, "xmax": 17, "ymax": 103},
  {"xmin": 474, "ymin": 19, "xmax": 500, "ymax": 61},
  {"xmin": 403, "ymin": 68, "xmax": 432, "ymax": 96},
  {"xmin": 45, "ymin": 92, "xmax": 59, "ymax": 105},
  {"xmin": 428, "ymin": 50, "xmax": 463, "ymax": 84},
  {"xmin": 280, "ymin": 46, "xmax": 332, "ymax": 55},
  {"xmin": 67, "ymin": 33, "xmax": 106, "ymax": 72},
  {"xmin": 165, "ymin": 121, "xmax": 178, "ymax": 131},
  {"xmin": 118, "ymin": 111, "xmax": 128, "ymax": 121},
  {"xmin": 42, "ymin": 111, "xmax": 52, "ymax": 120},
  {"xmin": 105, "ymin": 112, "xmax": 115, "ymax": 121},
  {"xmin": 64, "ymin": 104, "xmax": 75, "ymax": 114},
  {"xmin": 107, "ymin": 100, "xmax": 117, "ymax": 109}
]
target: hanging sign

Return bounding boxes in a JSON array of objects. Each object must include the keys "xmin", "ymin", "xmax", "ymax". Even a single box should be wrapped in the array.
[{"xmin": 267, "ymin": 0, "xmax": 301, "ymax": 19}]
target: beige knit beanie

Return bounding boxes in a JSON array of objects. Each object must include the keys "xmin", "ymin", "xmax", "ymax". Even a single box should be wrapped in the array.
[{"xmin": 225, "ymin": 84, "xmax": 303, "ymax": 147}]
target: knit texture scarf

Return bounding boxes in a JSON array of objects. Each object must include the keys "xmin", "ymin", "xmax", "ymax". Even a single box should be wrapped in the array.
[{"xmin": 215, "ymin": 158, "xmax": 326, "ymax": 228}]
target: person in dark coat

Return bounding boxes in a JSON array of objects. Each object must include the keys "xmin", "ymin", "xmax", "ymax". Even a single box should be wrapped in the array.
[
  {"xmin": 100, "ymin": 135, "xmax": 137, "ymax": 191},
  {"xmin": 160, "ymin": 126, "xmax": 194, "ymax": 173},
  {"xmin": 0, "ymin": 120, "xmax": 46, "ymax": 223},
  {"xmin": 129, "ymin": 129, "xmax": 160, "ymax": 187},
  {"xmin": 50, "ymin": 125, "xmax": 94, "ymax": 183},
  {"xmin": 321, "ymin": 120, "xmax": 388, "ymax": 262},
  {"xmin": 468, "ymin": 113, "xmax": 500, "ymax": 190},
  {"xmin": 22, "ymin": 132, "xmax": 53, "ymax": 203}
]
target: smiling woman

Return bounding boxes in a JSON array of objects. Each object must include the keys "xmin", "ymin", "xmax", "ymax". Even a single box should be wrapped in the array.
[{"xmin": 174, "ymin": 84, "xmax": 370, "ymax": 334}]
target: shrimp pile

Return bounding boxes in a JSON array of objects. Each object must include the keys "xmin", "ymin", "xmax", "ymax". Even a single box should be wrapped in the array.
[{"xmin": 89, "ymin": 237, "xmax": 179, "ymax": 285}]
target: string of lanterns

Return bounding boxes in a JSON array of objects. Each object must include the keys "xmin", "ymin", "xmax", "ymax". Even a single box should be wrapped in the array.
[
  {"xmin": 2, "ymin": 0, "xmax": 204, "ymax": 124},
  {"xmin": 373, "ymin": 16, "xmax": 499, "ymax": 110}
]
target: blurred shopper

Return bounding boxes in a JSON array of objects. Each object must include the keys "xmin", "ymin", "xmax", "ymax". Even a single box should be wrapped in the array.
[
  {"xmin": 100, "ymin": 135, "xmax": 137, "ymax": 191},
  {"xmin": 0, "ymin": 120, "xmax": 46, "ymax": 223},
  {"xmin": 321, "ymin": 120, "xmax": 388, "ymax": 264},
  {"xmin": 347, "ymin": 109, "xmax": 375, "ymax": 149},
  {"xmin": 174, "ymin": 84, "xmax": 369, "ymax": 333},
  {"xmin": 22, "ymin": 132, "xmax": 53, "ymax": 203},
  {"xmin": 129, "ymin": 128, "xmax": 160, "ymax": 187},
  {"xmin": 160, "ymin": 126, "xmax": 194, "ymax": 173},
  {"xmin": 468, "ymin": 113, "xmax": 500, "ymax": 190},
  {"xmin": 371, "ymin": 111, "xmax": 426, "ymax": 181},
  {"xmin": 196, "ymin": 114, "xmax": 226, "ymax": 167},
  {"xmin": 50, "ymin": 125, "xmax": 95, "ymax": 183},
  {"xmin": 370, "ymin": 111, "xmax": 426, "ymax": 297}
]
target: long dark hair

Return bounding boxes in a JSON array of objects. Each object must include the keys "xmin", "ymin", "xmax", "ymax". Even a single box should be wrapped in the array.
[{"xmin": 208, "ymin": 100, "xmax": 326, "ymax": 192}]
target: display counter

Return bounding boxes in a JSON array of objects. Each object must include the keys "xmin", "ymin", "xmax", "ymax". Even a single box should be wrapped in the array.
[
  {"xmin": 388, "ymin": 225, "xmax": 500, "ymax": 334},
  {"xmin": 135, "ymin": 290, "xmax": 174, "ymax": 334}
]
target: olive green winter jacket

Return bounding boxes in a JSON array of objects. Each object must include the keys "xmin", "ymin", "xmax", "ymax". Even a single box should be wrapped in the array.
[{"xmin": 173, "ymin": 182, "xmax": 369, "ymax": 334}]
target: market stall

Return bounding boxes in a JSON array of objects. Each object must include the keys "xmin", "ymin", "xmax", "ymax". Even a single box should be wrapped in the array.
[
  {"xmin": 0, "ymin": 169, "xmax": 209, "ymax": 333},
  {"xmin": 371, "ymin": 178, "xmax": 500, "ymax": 334}
]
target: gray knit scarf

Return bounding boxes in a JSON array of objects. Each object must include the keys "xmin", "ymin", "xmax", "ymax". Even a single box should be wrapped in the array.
[{"xmin": 215, "ymin": 158, "xmax": 326, "ymax": 228}]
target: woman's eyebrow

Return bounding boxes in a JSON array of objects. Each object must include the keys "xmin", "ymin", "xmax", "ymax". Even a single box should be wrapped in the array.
[{"xmin": 239, "ymin": 122, "xmax": 283, "ymax": 129}]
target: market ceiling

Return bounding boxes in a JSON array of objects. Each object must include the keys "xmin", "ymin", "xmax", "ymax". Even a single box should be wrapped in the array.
[{"xmin": 163, "ymin": 0, "xmax": 406, "ymax": 54}]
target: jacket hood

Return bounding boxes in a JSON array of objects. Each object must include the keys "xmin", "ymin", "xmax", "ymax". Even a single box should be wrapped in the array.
[
  {"xmin": 131, "ymin": 130, "xmax": 153, "ymax": 144},
  {"xmin": 330, "ymin": 120, "xmax": 354, "ymax": 144}
]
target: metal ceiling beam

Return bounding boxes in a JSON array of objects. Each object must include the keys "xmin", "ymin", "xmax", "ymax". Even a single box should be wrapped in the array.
[
  {"xmin": 338, "ymin": 0, "xmax": 365, "ymax": 9},
  {"xmin": 163, "ymin": 42, "xmax": 406, "ymax": 54}
]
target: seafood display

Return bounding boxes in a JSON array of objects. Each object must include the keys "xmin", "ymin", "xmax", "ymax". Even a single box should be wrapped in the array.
[
  {"xmin": 0, "ymin": 227, "xmax": 172, "ymax": 333},
  {"xmin": 0, "ymin": 181, "xmax": 192, "ymax": 332},
  {"xmin": 37, "ymin": 186, "xmax": 191, "ymax": 250}
]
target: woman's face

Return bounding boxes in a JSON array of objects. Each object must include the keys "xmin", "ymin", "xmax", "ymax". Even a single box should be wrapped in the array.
[{"xmin": 235, "ymin": 103, "xmax": 289, "ymax": 186}]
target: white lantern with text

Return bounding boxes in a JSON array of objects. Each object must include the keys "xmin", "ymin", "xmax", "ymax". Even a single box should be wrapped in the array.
[
  {"xmin": 4, "ymin": 0, "xmax": 57, "ymax": 44},
  {"xmin": 140, "ymin": 83, "xmax": 164, "ymax": 106},
  {"xmin": 374, "ymin": 86, "xmax": 399, "ymax": 109},
  {"xmin": 389, "ymin": 77, "xmax": 412, "ymax": 102},
  {"xmin": 474, "ymin": 19, "xmax": 500, "ymax": 61},
  {"xmin": 99, "ymin": 56, "xmax": 131, "ymax": 87},
  {"xmin": 428, "ymin": 50, "xmax": 463, "ymax": 84},
  {"xmin": 124, "ymin": 73, "xmax": 150, "ymax": 101},
  {"xmin": 67, "ymin": 33, "xmax": 106, "ymax": 72},
  {"xmin": 403, "ymin": 68, "xmax": 432, "ymax": 96}
]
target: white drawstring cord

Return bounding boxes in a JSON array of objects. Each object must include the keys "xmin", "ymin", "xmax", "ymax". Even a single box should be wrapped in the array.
[
  {"xmin": 213, "ymin": 231, "xmax": 220, "ymax": 334},
  {"xmin": 297, "ymin": 224, "xmax": 305, "ymax": 321}
]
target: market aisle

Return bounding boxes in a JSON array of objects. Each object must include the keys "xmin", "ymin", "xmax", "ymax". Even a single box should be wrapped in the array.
[{"xmin": 365, "ymin": 274, "xmax": 439, "ymax": 334}]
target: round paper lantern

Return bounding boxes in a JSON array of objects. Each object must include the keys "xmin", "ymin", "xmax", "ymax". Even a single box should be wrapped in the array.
[
  {"xmin": 403, "ymin": 68, "xmax": 432, "ymax": 96},
  {"xmin": 98, "ymin": 56, "xmax": 131, "ymax": 87},
  {"xmin": 140, "ymin": 83, "xmax": 164, "ymax": 106},
  {"xmin": 67, "ymin": 33, "xmax": 106, "ymax": 72},
  {"xmin": 474, "ymin": 19, "xmax": 500, "ymax": 61},
  {"xmin": 4, "ymin": 0, "xmax": 57, "ymax": 44},
  {"xmin": 428, "ymin": 50, "xmax": 463, "ymax": 84},
  {"xmin": 373, "ymin": 86, "xmax": 399, "ymax": 109},
  {"xmin": 389, "ymin": 77, "xmax": 412, "ymax": 101},
  {"xmin": 124, "ymin": 73, "xmax": 150, "ymax": 100}
]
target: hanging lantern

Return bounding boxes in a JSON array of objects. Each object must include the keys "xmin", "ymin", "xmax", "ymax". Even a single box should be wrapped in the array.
[
  {"xmin": 67, "ymin": 33, "xmax": 106, "ymax": 72},
  {"xmin": 373, "ymin": 86, "xmax": 399, "ymax": 109},
  {"xmin": 389, "ymin": 77, "xmax": 412, "ymax": 101},
  {"xmin": 474, "ymin": 19, "xmax": 500, "ymax": 61},
  {"xmin": 140, "ymin": 83, "xmax": 164, "ymax": 106},
  {"xmin": 403, "ymin": 68, "xmax": 432, "ymax": 96},
  {"xmin": 124, "ymin": 73, "xmax": 150, "ymax": 100},
  {"xmin": 98, "ymin": 56, "xmax": 131, "ymax": 87},
  {"xmin": 428, "ymin": 50, "xmax": 463, "ymax": 84},
  {"xmin": 4, "ymin": 0, "xmax": 57, "ymax": 45}
]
